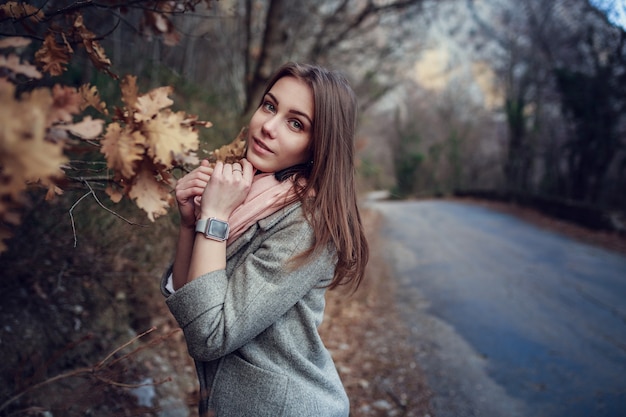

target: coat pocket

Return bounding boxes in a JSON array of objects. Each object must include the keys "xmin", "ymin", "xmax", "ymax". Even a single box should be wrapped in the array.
[{"xmin": 210, "ymin": 353, "xmax": 289, "ymax": 417}]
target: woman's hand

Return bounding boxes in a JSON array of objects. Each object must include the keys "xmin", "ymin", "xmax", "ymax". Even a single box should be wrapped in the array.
[
  {"xmin": 174, "ymin": 159, "xmax": 213, "ymax": 229},
  {"xmin": 198, "ymin": 159, "xmax": 254, "ymax": 220}
]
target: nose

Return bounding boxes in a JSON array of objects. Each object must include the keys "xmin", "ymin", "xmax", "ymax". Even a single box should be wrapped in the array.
[{"xmin": 261, "ymin": 115, "xmax": 278, "ymax": 139}]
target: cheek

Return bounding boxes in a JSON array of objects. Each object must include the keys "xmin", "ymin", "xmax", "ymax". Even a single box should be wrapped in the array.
[
  {"xmin": 291, "ymin": 139, "xmax": 312, "ymax": 164},
  {"xmin": 248, "ymin": 110, "xmax": 261, "ymax": 130}
]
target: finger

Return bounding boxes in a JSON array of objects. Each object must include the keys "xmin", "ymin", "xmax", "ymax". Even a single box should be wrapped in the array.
[
  {"xmin": 240, "ymin": 158, "xmax": 254, "ymax": 179},
  {"xmin": 232, "ymin": 162, "xmax": 243, "ymax": 174},
  {"xmin": 196, "ymin": 164, "xmax": 213, "ymax": 176},
  {"xmin": 211, "ymin": 161, "xmax": 225, "ymax": 179}
]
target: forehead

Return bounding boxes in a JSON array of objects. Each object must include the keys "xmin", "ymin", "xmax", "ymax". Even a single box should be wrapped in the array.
[{"xmin": 268, "ymin": 76, "xmax": 314, "ymax": 120}]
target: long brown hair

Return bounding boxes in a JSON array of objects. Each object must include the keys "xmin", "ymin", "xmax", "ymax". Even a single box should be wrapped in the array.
[{"xmin": 261, "ymin": 62, "xmax": 369, "ymax": 290}]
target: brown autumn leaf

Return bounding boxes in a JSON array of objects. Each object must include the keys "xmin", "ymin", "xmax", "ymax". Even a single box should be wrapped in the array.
[
  {"xmin": 0, "ymin": 36, "xmax": 31, "ymax": 49},
  {"xmin": 0, "ymin": 1, "xmax": 44, "ymax": 22},
  {"xmin": 79, "ymin": 84, "xmax": 108, "ymax": 115},
  {"xmin": 134, "ymin": 86, "xmax": 174, "ymax": 122},
  {"xmin": 144, "ymin": 110, "xmax": 199, "ymax": 168},
  {"xmin": 57, "ymin": 116, "xmax": 105, "ymax": 140},
  {"xmin": 206, "ymin": 126, "xmax": 248, "ymax": 165},
  {"xmin": 128, "ymin": 161, "xmax": 175, "ymax": 222},
  {"xmin": 151, "ymin": 12, "xmax": 170, "ymax": 33},
  {"xmin": 0, "ymin": 53, "xmax": 42, "ymax": 79},
  {"xmin": 45, "ymin": 184, "xmax": 64, "ymax": 201},
  {"xmin": 105, "ymin": 185, "xmax": 124, "ymax": 203},
  {"xmin": 48, "ymin": 84, "xmax": 82, "ymax": 124},
  {"xmin": 162, "ymin": 30, "xmax": 181, "ymax": 47},
  {"xmin": 34, "ymin": 33, "xmax": 72, "ymax": 76},
  {"xmin": 72, "ymin": 14, "xmax": 116, "ymax": 78},
  {"xmin": 100, "ymin": 122, "xmax": 147, "ymax": 179},
  {"xmin": 121, "ymin": 75, "xmax": 139, "ymax": 110},
  {"xmin": 140, "ymin": 7, "xmax": 181, "ymax": 46},
  {"xmin": 0, "ymin": 83, "xmax": 68, "ymax": 218}
]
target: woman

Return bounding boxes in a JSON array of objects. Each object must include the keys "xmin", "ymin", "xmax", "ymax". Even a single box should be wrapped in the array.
[{"xmin": 162, "ymin": 62, "xmax": 368, "ymax": 417}]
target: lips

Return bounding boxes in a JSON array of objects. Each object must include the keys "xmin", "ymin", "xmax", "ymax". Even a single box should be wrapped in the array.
[{"xmin": 253, "ymin": 137, "xmax": 274, "ymax": 154}]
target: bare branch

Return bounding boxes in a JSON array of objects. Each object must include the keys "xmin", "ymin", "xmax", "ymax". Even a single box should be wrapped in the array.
[
  {"xmin": 95, "ymin": 326, "xmax": 156, "ymax": 368},
  {"xmin": 69, "ymin": 190, "xmax": 93, "ymax": 248},
  {"xmin": 69, "ymin": 179, "xmax": 148, "ymax": 247},
  {"xmin": 0, "ymin": 327, "xmax": 158, "ymax": 414}
]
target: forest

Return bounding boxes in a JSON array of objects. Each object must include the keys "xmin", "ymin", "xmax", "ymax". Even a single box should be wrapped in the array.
[{"xmin": 0, "ymin": 0, "xmax": 624, "ymax": 415}]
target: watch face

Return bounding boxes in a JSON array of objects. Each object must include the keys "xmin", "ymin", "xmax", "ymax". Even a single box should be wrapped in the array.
[{"xmin": 208, "ymin": 219, "xmax": 229, "ymax": 239}]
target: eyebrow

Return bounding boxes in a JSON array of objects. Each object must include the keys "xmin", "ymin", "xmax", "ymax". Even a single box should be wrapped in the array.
[{"xmin": 267, "ymin": 92, "xmax": 313, "ymax": 126}]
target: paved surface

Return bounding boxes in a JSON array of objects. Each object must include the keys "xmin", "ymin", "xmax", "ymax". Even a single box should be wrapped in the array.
[{"xmin": 371, "ymin": 200, "xmax": 626, "ymax": 417}]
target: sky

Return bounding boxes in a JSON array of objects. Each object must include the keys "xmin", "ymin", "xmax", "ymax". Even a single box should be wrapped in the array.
[{"xmin": 589, "ymin": 0, "xmax": 626, "ymax": 29}]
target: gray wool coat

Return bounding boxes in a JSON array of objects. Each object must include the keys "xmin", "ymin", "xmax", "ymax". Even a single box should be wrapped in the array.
[{"xmin": 161, "ymin": 202, "xmax": 349, "ymax": 417}]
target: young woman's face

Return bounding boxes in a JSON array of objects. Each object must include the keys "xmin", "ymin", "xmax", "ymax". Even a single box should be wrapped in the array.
[{"xmin": 246, "ymin": 76, "xmax": 314, "ymax": 173}]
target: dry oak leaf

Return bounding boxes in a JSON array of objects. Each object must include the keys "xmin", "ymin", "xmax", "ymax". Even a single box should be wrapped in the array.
[
  {"xmin": 100, "ymin": 122, "xmax": 147, "ymax": 179},
  {"xmin": 73, "ymin": 14, "xmax": 116, "ymax": 78},
  {"xmin": 0, "ymin": 86, "xmax": 67, "ymax": 200},
  {"xmin": 48, "ymin": 84, "xmax": 82, "ymax": 124},
  {"xmin": 35, "ymin": 33, "xmax": 72, "ymax": 76},
  {"xmin": 45, "ymin": 184, "xmax": 64, "ymax": 201},
  {"xmin": 134, "ymin": 86, "xmax": 174, "ymax": 122},
  {"xmin": 206, "ymin": 127, "xmax": 248, "ymax": 165},
  {"xmin": 144, "ymin": 110, "xmax": 199, "ymax": 168},
  {"xmin": 79, "ymin": 84, "xmax": 108, "ymax": 115},
  {"xmin": 57, "ymin": 116, "xmax": 105, "ymax": 140},
  {"xmin": 141, "ymin": 7, "xmax": 181, "ymax": 46},
  {"xmin": 0, "ymin": 2, "xmax": 44, "ymax": 22},
  {"xmin": 0, "ymin": 36, "xmax": 31, "ymax": 49},
  {"xmin": 121, "ymin": 75, "xmax": 139, "ymax": 110},
  {"xmin": 105, "ymin": 185, "xmax": 124, "ymax": 203},
  {"xmin": 0, "ymin": 53, "xmax": 41, "ymax": 79},
  {"xmin": 128, "ymin": 161, "xmax": 174, "ymax": 222}
]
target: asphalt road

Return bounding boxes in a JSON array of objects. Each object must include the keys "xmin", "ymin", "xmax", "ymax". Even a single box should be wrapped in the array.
[{"xmin": 371, "ymin": 200, "xmax": 626, "ymax": 417}]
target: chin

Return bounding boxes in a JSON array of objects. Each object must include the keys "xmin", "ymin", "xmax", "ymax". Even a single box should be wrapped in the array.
[{"xmin": 246, "ymin": 152, "xmax": 271, "ymax": 173}]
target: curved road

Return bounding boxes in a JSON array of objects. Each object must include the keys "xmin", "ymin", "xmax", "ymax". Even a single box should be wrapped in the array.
[{"xmin": 371, "ymin": 200, "xmax": 626, "ymax": 417}]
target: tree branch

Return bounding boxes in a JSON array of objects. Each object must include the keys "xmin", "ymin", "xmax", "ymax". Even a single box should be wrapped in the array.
[
  {"xmin": 69, "ymin": 179, "xmax": 148, "ymax": 247},
  {"xmin": 0, "ymin": 327, "xmax": 158, "ymax": 414}
]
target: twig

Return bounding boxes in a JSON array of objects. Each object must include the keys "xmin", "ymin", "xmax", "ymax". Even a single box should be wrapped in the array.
[
  {"xmin": 94, "ymin": 374, "xmax": 172, "ymax": 389},
  {"xmin": 95, "ymin": 326, "xmax": 156, "ymax": 369},
  {"xmin": 68, "ymin": 190, "xmax": 92, "ymax": 248},
  {"xmin": 0, "ymin": 327, "xmax": 158, "ymax": 414},
  {"xmin": 68, "ymin": 179, "xmax": 148, "ymax": 247},
  {"xmin": 82, "ymin": 180, "xmax": 148, "ymax": 227}
]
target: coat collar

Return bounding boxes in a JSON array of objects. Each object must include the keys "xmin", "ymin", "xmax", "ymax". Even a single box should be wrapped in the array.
[{"xmin": 226, "ymin": 201, "xmax": 302, "ymax": 258}]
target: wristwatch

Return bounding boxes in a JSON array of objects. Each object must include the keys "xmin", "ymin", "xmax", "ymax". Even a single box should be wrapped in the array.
[{"xmin": 195, "ymin": 217, "xmax": 230, "ymax": 241}]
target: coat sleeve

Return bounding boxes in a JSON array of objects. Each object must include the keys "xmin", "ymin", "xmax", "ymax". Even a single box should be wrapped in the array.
[{"xmin": 164, "ymin": 209, "xmax": 336, "ymax": 362}]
